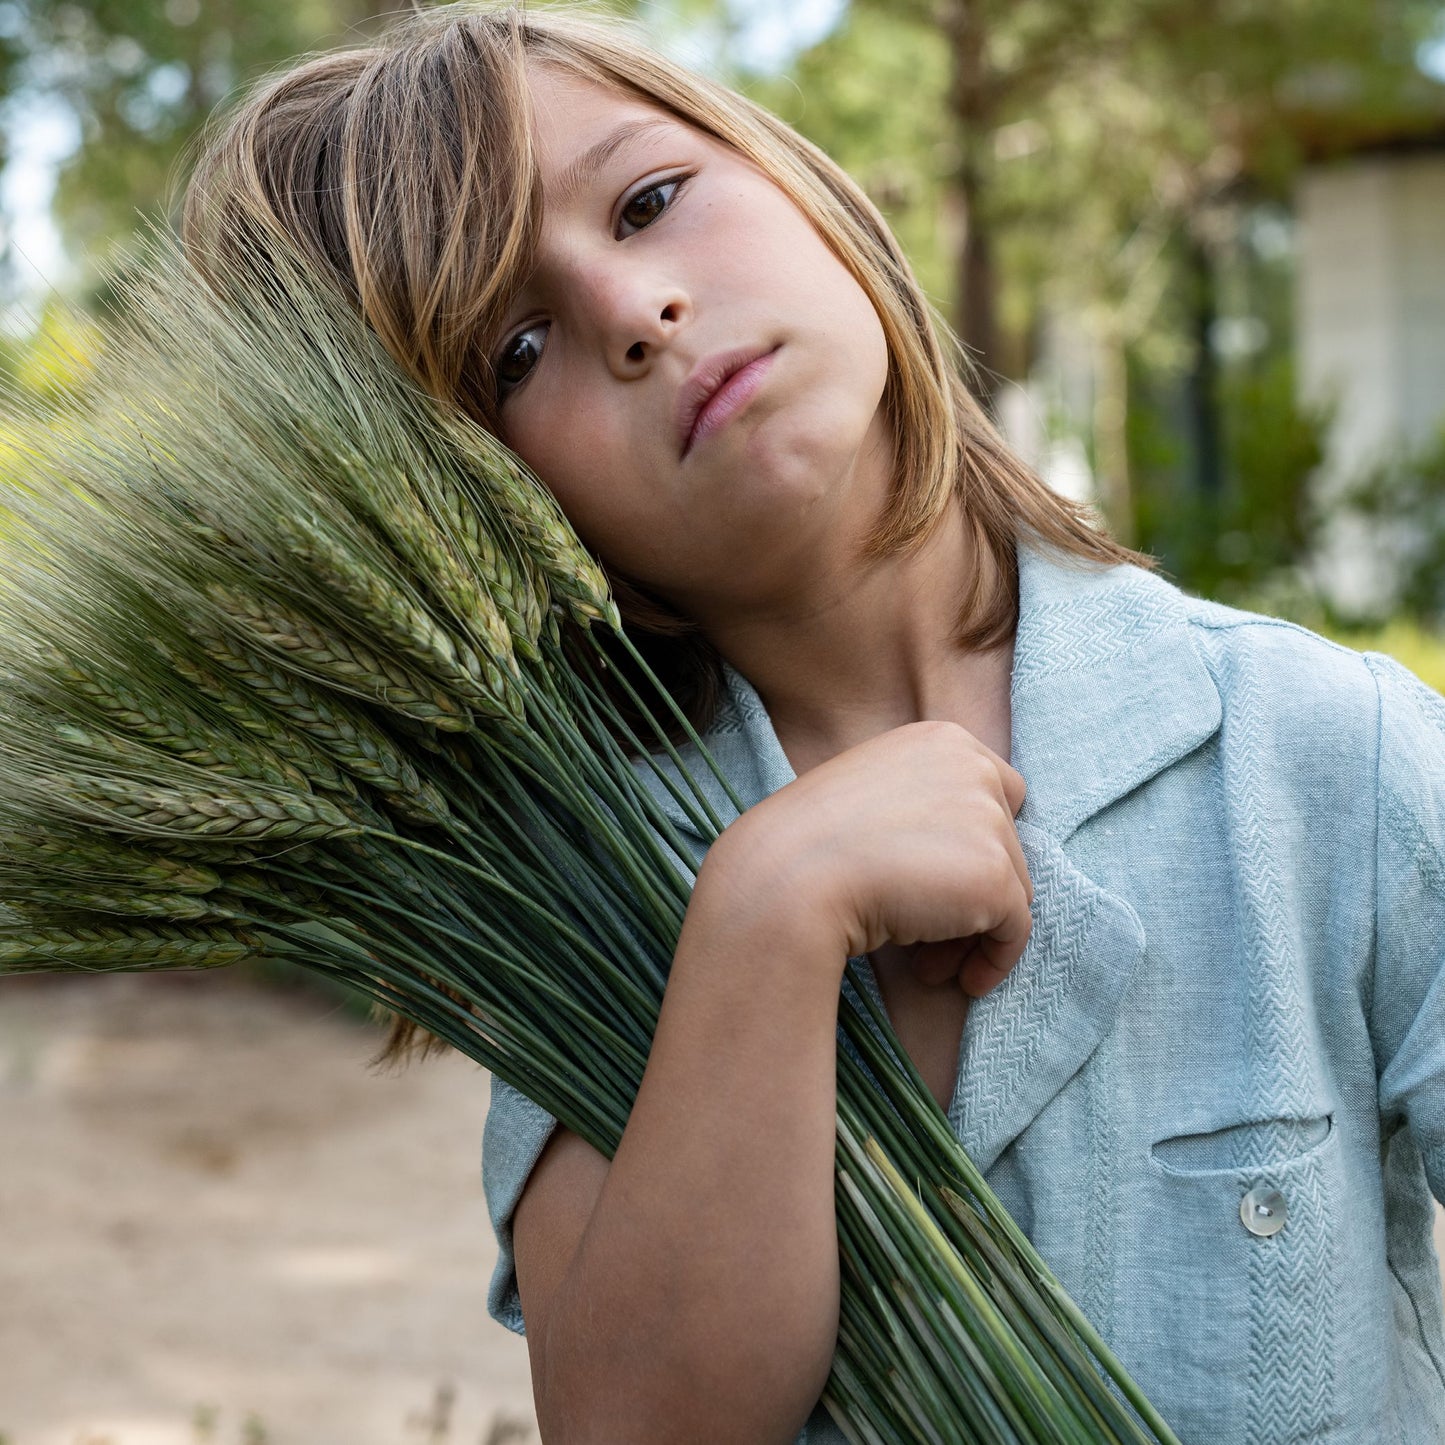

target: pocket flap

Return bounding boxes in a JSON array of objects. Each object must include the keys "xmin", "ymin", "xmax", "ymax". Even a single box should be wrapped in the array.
[{"xmin": 1151, "ymin": 1114, "xmax": 1332, "ymax": 1174}]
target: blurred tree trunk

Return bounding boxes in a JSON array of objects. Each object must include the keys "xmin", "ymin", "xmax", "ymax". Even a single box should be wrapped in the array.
[
  {"xmin": 1092, "ymin": 326, "xmax": 1134, "ymax": 544},
  {"xmin": 939, "ymin": 0, "xmax": 1004, "ymax": 414},
  {"xmin": 1184, "ymin": 234, "xmax": 1222, "ymax": 501}
]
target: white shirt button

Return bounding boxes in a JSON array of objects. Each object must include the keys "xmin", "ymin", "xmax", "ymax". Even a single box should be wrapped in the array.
[{"xmin": 1240, "ymin": 1187, "xmax": 1288, "ymax": 1237}]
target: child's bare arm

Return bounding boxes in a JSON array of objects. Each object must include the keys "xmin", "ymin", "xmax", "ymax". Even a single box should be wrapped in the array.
[{"xmin": 514, "ymin": 879, "xmax": 844, "ymax": 1445}]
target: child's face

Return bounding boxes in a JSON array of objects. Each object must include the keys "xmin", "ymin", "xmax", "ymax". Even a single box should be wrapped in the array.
[{"xmin": 488, "ymin": 64, "xmax": 893, "ymax": 616}]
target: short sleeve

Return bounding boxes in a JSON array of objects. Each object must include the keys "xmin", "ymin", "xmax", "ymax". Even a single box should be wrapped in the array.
[
  {"xmin": 1365, "ymin": 651, "xmax": 1445, "ymax": 1203},
  {"xmin": 482, "ymin": 1070, "xmax": 560, "ymax": 1335}
]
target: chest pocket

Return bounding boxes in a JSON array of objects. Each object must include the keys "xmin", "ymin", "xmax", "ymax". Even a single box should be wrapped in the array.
[{"xmin": 1146, "ymin": 1112, "xmax": 1343, "ymax": 1442}]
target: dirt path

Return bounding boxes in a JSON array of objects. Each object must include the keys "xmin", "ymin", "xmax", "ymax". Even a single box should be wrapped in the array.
[
  {"xmin": 4, "ymin": 971, "xmax": 1443, "ymax": 1445},
  {"xmin": 0, "ymin": 971, "xmax": 536, "ymax": 1445}
]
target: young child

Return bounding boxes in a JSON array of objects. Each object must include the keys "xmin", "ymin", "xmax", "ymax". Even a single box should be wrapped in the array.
[{"xmin": 180, "ymin": 4, "xmax": 1445, "ymax": 1440}]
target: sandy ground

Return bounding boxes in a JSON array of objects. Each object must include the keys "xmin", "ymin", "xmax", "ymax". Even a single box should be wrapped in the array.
[
  {"xmin": 3, "ymin": 971, "xmax": 1444, "ymax": 1445},
  {"xmin": 0, "ymin": 971, "xmax": 537, "ymax": 1445}
]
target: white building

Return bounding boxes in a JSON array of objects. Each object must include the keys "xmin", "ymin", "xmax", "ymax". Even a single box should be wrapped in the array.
[{"xmin": 1294, "ymin": 119, "xmax": 1445, "ymax": 615}]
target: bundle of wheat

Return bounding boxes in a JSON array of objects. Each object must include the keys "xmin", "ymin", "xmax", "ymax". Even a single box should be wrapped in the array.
[{"xmin": 0, "ymin": 222, "xmax": 1178, "ymax": 1445}]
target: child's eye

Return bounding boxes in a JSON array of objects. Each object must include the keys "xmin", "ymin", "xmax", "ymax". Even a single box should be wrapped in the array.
[
  {"xmin": 494, "ymin": 322, "xmax": 548, "ymax": 403},
  {"xmin": 617, "ymin": 174, "xmax": 688, "ymax": 236},
  {"xmin": 493, "ymin": 174, "xmax": 691, "ymax": 405}
]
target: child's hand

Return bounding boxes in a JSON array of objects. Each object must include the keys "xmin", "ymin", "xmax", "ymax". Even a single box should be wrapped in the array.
[{"xmin": 706, "ymin": 719, "xmax": 1032, "ymax": 994}]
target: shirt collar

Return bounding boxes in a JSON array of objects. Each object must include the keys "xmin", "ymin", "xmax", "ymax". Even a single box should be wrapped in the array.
[
  {"xmin": 1007, "ymin": 530, "xmax": 1222, "ymax": 842},
  {"xmin": 637, "ymin": 529, "xmax": 1222, "ymax": 852}
]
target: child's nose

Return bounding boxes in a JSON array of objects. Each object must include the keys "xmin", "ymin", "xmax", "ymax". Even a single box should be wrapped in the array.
[
  {"xmin": 622, "ymin": 299, "xmax": 689, "ymax": 365},
  {"xmin": 584, "ymin": 267, "xmax": 691, "ymax": 372}
]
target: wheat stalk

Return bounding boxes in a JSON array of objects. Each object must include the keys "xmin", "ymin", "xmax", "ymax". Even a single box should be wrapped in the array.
[
  {"xmin": 0, "ymin": 217, "xmax": 1184, "ymax": 1445},
  {"xmin": 51, "ymin": 716, "xmax": 309, "ymax": 795}
]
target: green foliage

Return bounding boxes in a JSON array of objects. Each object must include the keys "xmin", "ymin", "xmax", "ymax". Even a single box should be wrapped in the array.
[
  {"xmin": 1, "ymin": 0, "xmax": 394, "ymax": 309},
  {"xmin": 1339, "ymin": 425, "xmax": 1445, "ymax": 626},
  {"xmin": 0, "ymin": 292, "xmax": 102, "ymax": 401},
  {"xmin": 1220, "ymin": 355, "xmax": 1329, "ymax": 571},
  {"xmin": 1126, "ymin": 342, "xmax": 1332, "ymax": 598}
]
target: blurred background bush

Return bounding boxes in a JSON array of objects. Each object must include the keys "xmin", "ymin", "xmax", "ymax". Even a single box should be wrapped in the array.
[{"xmin": 1, "ymin": 0, "xmax": 1444, "ymax": 689}]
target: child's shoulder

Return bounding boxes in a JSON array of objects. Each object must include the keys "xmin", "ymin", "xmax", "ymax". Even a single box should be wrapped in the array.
[
  {"xmin": 1163, "ymin": 580, "xmax": 1444, "ymax": 809},
  {"xmin": 1177, "ymin": 585, "xmax": 1369, "ymax": 678},
  {"xmin": 1168, "ymin": 584, "xmax": 1382, "ymax": 728}
]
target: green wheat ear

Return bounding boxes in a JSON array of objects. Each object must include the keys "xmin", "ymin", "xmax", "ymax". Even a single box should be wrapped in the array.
[
  {"xmin": 156, "ymin": 643, "xmax": 357, "ymax": 797},
  {"xmin": 439, "ymin": 417, "xmax": 619, "ymax": 631},
  {"xmin": 51, "ymin": 773, "xmax": 359, "ymax": 842},
  {"xmin": 277, "ymin": 518, "xmax": 521, "ymax": 721},
  {"xmin": 0, "ymin": 923, "xmax": 263, "ymax": 973},
  {"xmin": 185, "ymin": 628, "xmax": 450, "ymax": 826},
  {"xmin": 40, "ymin": 647, "xmax": 310, "ymax": 791},
  {"xmin": 1, "ymin": 833, "xmax": 222, "ymax": 893},
  {"xmin": 205, "ymin": 584, "xmax": 474, "ymax": 732},
  {"xmin": 337, "ymin": 452, "xmax": 540, "ymax": 665}
]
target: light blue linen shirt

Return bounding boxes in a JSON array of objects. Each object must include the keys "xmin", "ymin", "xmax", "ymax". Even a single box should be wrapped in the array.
[{"xmin": 481, "ymin": 532, "xmax": 1445, "ymax": 1443}]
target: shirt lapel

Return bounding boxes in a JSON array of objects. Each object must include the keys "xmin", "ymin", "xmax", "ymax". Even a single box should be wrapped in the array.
[
  {"xmin": 1008, "ymin": 534, "xmax": 1223, "ymax": 846},
  {"xmin": 949, "ymin": 535, "xmax": 1223, "ymax": 1167}
]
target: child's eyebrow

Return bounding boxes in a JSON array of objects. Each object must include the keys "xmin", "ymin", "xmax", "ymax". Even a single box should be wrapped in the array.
[{"xmin": 549, "ymin": 118, "xmax": 683, "ymax": 208}]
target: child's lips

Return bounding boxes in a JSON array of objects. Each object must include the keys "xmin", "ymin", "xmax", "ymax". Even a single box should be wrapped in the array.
[{"xmin": 678, "ymin": 345, "xmax": 779, "ymax": 458}]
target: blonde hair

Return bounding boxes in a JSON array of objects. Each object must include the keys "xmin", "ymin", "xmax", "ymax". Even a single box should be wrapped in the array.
[{"xmin": 179, "ymin": 0, "xmax": 1151, "ymax": 722}]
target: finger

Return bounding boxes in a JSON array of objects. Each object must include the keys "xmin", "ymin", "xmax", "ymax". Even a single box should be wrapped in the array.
[
  {"xmin": 963, "ymin": 884, "xmax": 1033, "ymax": 993},
  {"xmin": 959, "ymin": 951, "xmax": 1013, "ymax": 997},
  {"xmin": 993, "ymin": 819, "xmax": 1034, "ymax": 911},
  {"xmin": 910, "ymin": 937, "xmax": 976, "ymax": 987},
  {"xmin": 999, "ymin": 826, "xmax": 1034, "ymax": 901},
  {"xmin": 999, "ymin": 763, "xmax": 1027, "ymax": 818}
]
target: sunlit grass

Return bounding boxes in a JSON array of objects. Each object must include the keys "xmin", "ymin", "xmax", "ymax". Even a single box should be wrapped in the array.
[{"xmin": 1318, "ymin": 617, "xmax": 1445, "ymax": 695}]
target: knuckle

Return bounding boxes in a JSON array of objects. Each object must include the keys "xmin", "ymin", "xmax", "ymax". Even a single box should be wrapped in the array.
[
  {"xmin": 913, "ymin": 717, "xmax": 965, "ymax": 748},
  {"xmin": 969, "ymin": 844, "xmax": 1012, "ymax": 900},
  {"xmin": 989, "ymin": 849, "xmax": 1018, "ymax": 897}
]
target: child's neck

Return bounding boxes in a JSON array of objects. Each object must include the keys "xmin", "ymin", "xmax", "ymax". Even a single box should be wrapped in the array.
[{"xmin": 704, "ymin": 505, "xmax": 1017, "ymax": 774}]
